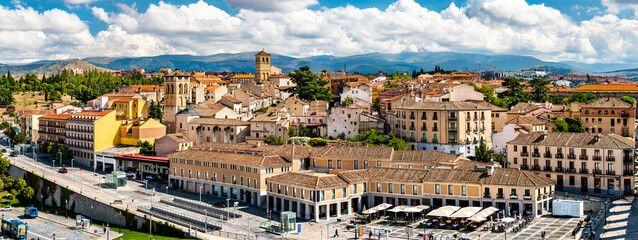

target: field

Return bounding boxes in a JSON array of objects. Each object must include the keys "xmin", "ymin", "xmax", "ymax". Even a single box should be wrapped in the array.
[
  {"xmin": 2, "ymin": 91, "xmax": 74, "ymax": 113},
  {"xmin": 113, "ymin": 229, "xmax": 196, "ymax": 240}
]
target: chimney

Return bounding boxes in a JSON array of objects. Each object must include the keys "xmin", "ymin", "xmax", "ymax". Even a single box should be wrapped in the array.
[{"xmin": 486, "ymin": 165, "xmax": 494, "ymax": 176}]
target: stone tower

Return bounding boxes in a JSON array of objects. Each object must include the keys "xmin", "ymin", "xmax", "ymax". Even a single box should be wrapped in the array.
[
  {"xmin": 162, "ymin": 69, "xmax": 191, "ymax": 134},
  {"xmin": 255, "ymin": 50, "xmax": 271, "ymax": 84}
]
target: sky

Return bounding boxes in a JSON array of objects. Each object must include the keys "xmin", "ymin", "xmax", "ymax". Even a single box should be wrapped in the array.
[{"xmin": 2, "ymin": 0, "xmax": 638, "ymax": 64}]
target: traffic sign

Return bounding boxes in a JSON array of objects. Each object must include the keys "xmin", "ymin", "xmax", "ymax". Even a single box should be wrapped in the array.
[{"xmin": 320, "ymin": 225, "xmax": 323, "ymax": 229}]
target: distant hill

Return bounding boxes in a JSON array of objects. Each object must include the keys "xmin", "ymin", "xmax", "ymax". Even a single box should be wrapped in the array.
[
  {"xmin": 520, "ymin": 65, "xmax": 581, "ymax": 75},
  {"xmin": 593, "ymin": 68, "xmax": 638, "ymax": 79},
  {"xmin": 2, "ymin": 51, "xmax": 635, "ymax": 76},
  {"xmin": 0, "ymin": 59, "xmax": 111, "ymax": 77}
]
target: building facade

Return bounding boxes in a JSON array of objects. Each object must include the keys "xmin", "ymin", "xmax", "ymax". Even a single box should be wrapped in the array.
[
  {"xmin": 163, "ymin": 70, "xmax": 191, "ymax": 133},
  {"xmin": 579, "ymin": 97, "xmax": 635, "ymax": 137}
]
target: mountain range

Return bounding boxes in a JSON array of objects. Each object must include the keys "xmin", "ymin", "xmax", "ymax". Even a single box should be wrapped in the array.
[{"xmin": 2, "ymin": 52, "xmax": 638, "ymax": 78}]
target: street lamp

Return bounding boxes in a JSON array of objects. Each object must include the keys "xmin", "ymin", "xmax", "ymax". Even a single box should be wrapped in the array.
[
  {"xmin": 199, "ymin": 185, "xmax": 203, "ymax": 203},
  {"xmin": 226, "ymin": 198, "xmax": 230, "ymax": 221}
]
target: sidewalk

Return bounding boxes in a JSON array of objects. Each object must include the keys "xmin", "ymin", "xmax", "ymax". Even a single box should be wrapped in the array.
[{"xmin": 36, "ymin": 210, "xmax": 125, "ymax": 239}]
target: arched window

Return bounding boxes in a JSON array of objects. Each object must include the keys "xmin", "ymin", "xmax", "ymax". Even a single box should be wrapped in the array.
[
  {"xmin": 611, "ymin": 110, "xmax": 615, "ymax": 114},
  {"xmin": 604, "ymin": 110, "xmax": 608, "ymax": 114},
  {"xmin": 585, "ymin": 110, "xmax": 589, "ymax": 114},
  {"xmin": 598, "ymin": 110, "xmax": 602, "ymax": 114}
]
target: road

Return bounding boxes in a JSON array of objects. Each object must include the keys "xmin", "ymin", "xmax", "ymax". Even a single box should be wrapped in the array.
[{"xmin": 0, "ymin": 207, "xmax": 100, "ymax": 240}]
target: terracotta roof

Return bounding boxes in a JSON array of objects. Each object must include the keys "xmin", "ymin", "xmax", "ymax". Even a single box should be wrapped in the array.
[
  {"xmin": 399, "ymin": 102, "xmax": 489, "ymax": 111},
  {"xmin": 267, "ymin": 172, "xmax": 348, "ymax": 189},
  {"xmin": 231, "ymin": 74, "xmax": 255, "ymax": 79},
  {"xmin": 424, "ymin": 167, "xmax": 555, "ymax": 187},
  {"xmin": 367, "ymin": 167, "xmax": 429, "ymax": 183},
  {"xmin": 508, "ymin": 102, "xmax": 546, "ymax": 114},
  {"xmin": 310, "ymin": 146, "xmax": 394, "ymax": 160},
  {"xmin": 222, "ymin": 95, "xmax": 242, "ymax": 103},
  {"xmin": 40, "ymin": 113, "xmax": 72, "ymax": 120},
  {"xmin": 189, "ymin": 118, "xmax": 249, "ymax": 126},
  {"xmin": 205, "ymin": 85, "xmax": 221, "ymax": 90},
  {"xmin": 103, "ymin": 93, "xmax": 138, "ymax": 98},
  {"xmin": 169, "ymin": 149, "xmax": 289, "ymax": 167},
  {"xmin": 573, "ymin": 84, "xmax": 638, "ymax": 92},
  {"xmin": 195, "ymin": 143, "xmax": 311, "ymax": 159},
  {"xmin": 581, "ymin": 97, "xmax": 634, "ymax": 109},
  {"xmin": 391, "ymin": 150, "xmax": 459, "ymax": 164},
  {"xmin": 164, "ymin": 70, "xmax": 191, "ymax": 77},
  {"xmin": 506, "ymin": 116, "xmax": 546, "ymax": 125},
  {"xmin": 195, "ymin": 102, "xmax": 227, "ymax": 110},
  {"xmin": 336, "ymin": 169, "xmax": 370, "ymax": 183},
  {"xmin": 129, "ymin": 85, "xmax": 161, "ymax": 91},
  {"xmin": 475, "ymin": 101, "xmax": 507, "ymax": 111},
  {"xmin": 251, "ymin": 112, "xmax": 280, "ymax": 122},
  {"xmin": 162, "ymin": 133, "xmax": 192, "ymax": 143},
  {"xmin": 69, "ymin": 110, "xmax": 113, "ymax": 121},
  {"xmin": 112, "ymin": 98, "xmax": 136, "ymax": 102},
  {"xmin": 507, "ymin": 132, "xmax": 634, "ymax": 149}
]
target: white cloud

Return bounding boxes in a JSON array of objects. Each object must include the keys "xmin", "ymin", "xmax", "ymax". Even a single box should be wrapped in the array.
[
  {"xmin": 91, "ymin": 7, "xmax": 111, "ymax": 23},
  {"xmin": 3, "ymin": 0, "xmax": 638, "ymax": 64},
  {"xmin": 224, "ymin": 0, "xmax": 318, "ymax": 12},
  {"xmin": 602, "ymin": 0, "xmax": 638, "ymax": 16},
  {"xmin": 64, "ymin": 0, "xmax": 98, "ymax": 4}
]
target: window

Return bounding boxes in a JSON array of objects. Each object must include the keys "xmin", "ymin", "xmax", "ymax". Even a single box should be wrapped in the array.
[
  {"xmin": 377, "ymin": 183, "xmax": 381, "ymax": 192},
  {"xmin": 173, "ymin": 168, "xmax": 176, "ymax": 176},
  {"xmin": 514, "ymin": 158, "xmax": 518, "ymax": 164},
  {"xmin": 435, "ymin": 184, "xmax": 440, "ymax": 194},
  {"xmin": 413, "ymin": 185, "xmax": 418, "ymax": 195},
  {"xmin": 246, "ymin": 177, "xmax": 250, "ymax": 187},
  {"xmin": 285, "ymin": 186, "xmax": 289, "ymax": 195},
  {"xmin": 188, "ymin": 170, "xmax": 192, "ymax": 178},
  {"xmin": 196, "ymin": 171, "xmax": 200, "ymax": 179},
  {"xmin": 353, "ymin": 184, "xmax": 358, "ymax": 194},
  {"xmin": 462, "ymin": 185, "xmax": 467, "ymax": 196},
  {"xmin": 222, "ymin": 174, "xmax": 226, "ymax": 183},
  {"xmin": 400, "ymin": 184, "xmax": 405, "ymax": 194},
  {"xmin": 331, "ymin": 189, "xmax": 336, "ymax": 199},
  {"xmin": 525, "ymin": 189, "xmax": 531, "ymax": 196},
  {"xmin": 342, "ymin": 188, "xmax": 346, "ymax": 197},
  {"xmin": 240, "ymin": 177, "xmax": 244, "ymax": 185},
  {"xmin": 253, "ymin": 179, "xmax": 257, "ymax": 188},
  {"xmin": 180, "ymin": 169, "xmax": 184, "ymax": 177},
  {"xmin": 364, "ymin": 160, "xmax": 368, "ymax": 169},
  {"xmin": 377, "ymin": 161, "xmax": 382, "ymax": 167},
  {"xmin": 293, "ymin": 187, "xmax": 296, "ymax": 197},
  {"xmin": 354, "ymin": 161, "xmax": 359, "ymax": 169},
  {"xmin": 313, "ymin": 159, "xmax": 316, "ymax": 167},
  {"xmin": 232, "ymin": 175, "xmax": 236, "ymax": 184},
  {"xmin": 328, "ymin": 160, "xmax": 333, "ymax": 168},
  {"xmin": 389, "ymin": 183, "xmax": 394, "ymax": 193},
  {"xmin": 337, "ymin": 160, "xmax": 341, "ymax": 169},
  {"xmin": 205, "ymin": 172, "xmax": 208, "ymax": 180},
  {"xmin": 301, "ymin": 189, "xmax": 305, "ymax": 199},
  {"xmin": 213, "ymin": 173, "xmax": 217, "ymax": 181},
  {"xmin": 448, "ymin": 185, "xmax": 453, "ymax": 195}
]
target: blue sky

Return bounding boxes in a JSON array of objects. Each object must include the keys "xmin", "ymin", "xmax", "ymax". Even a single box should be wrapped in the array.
[{"xmin": 2, "ymin": 0, "xmax": 638, "ymax": 64}]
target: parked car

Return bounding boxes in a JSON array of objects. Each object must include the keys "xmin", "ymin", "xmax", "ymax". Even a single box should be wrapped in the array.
[
  {"xmin": 126, "ymin": 172, "xmax": 136, "ymax": 179},
  {"xmin": 213, "ymin": 201, "xmax": 227, "ymax": 208},
  {"xmin": 0, "ymin": 206, "xmax": 12, "ymax": 211},
  {"xmin": 58, "ymin": 167, "xmax": 68, "ymax": 173},
  {"xmin": 9, "ymin": 152, "xmax": 17, "ymax": 157},
  {"xmin": 144, "ymin": 175, "xmax": 154, "ymax": 180}
]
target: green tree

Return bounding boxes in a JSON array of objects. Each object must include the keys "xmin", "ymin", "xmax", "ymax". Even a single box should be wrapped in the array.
[
  {"xmin": 21, "ymin": 186, "xmax": 34, "ymax": 199},
  {"xmin": 0, "ymin": 155, "xmax": 10, "ymax": 173},
  {"xmin": 474, "ymin": 142, "xmax": 494, "ymax": 163},
  {"xmin": 351, "ymin": 130, "xmax": 407, "ymax": 150},
  {"xmin": 3, "ymin": 127, "xmax": 15, "ymax": 140},
  {"xmin": 499, "ymin": 77, "xmax": 530, "ymax": 106},
  {"xmin": 565, "ymin": 92, "xmax": 598, "ymax": 103},
  {"xmin": 384, "ymin": 82, "xmax": 400, "ymax": 89},
  {"xmin": 15, "ymin": 178, "xmax": 27, "ymax": 193},
  {"xmin": 387, "ymin": 137, "xmax": 407, "ymax": 150},
  {"xmin": 372, "ymin": 97, "xmax": 380, "ymax": 113},
  {"xmin": 287, "ymin": 66, "xmax": 332, "ymax": 102},
  {"xmin": 288, "ymin": 126, "xmax": 296, "ymax": 137},
  {"xmin": 13, "ymin": 132, "xmax": 26, "ymax": 144},
  {"xmin": 297, "ymin": 124, "xmax": 311, "ymax": 137},
  {"xmin": 529, "ymin": 78, "xmax": 551, "ymax": 102},
  {"xmin": 264, "ymin": 135, "xmax": 284, "ymax": 145},
  {"xmin": 149, "ymin": 101, "xmax": 163, "ymax": 123},
  {"xmin": 137, "ymin": 141, "xmax": 155, "ymax": 156},
  {"xmin": 342, "ymin": 96, "xmax": 353, "ymax": 106},
  {"xmin": 620, "ymin": 96, "xmax": 635, "ymax": 105},
  {"xmin": 309, "ymin": 138, "xmax": 328, "ymax": 147},
  {"xmin": 552, "ymin": 117, "xmax": 585, "ymax": 133}
]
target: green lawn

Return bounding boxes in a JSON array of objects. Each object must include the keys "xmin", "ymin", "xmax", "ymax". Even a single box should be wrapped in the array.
[{"xmin": 113, "ymin": 229, "xmax": 195, "ymax": 240}]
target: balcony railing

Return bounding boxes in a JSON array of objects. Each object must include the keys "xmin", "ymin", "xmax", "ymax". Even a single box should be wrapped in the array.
[
  {"xmin": 580, "ymin": 155, "xmax": 589, "ymax": 160},
  {"xmin": 555, "ymin": 153, "xmax": 564, "ymax": 159},
  {"xmin": 624, "ymin": 156, "xmax": 633, "ymax": 162},
  {"xmin": 421, "ymin": 127, "xmax": 427, "ymax": 131},
  {"xmin": 510, "ymin": 194, "xmax": 518, "ymax": 199},
  {"xmin": 568, "ymin": 154, "xmax": 576, "ymax": 159},
  {"xmin": 448, "ymin": 139, "xmax": 457, "ymax": 143},
  {"xmin": 523, "ymin": 195, "xmax": 532, "ymax": 200},
  {"xmin": 593, "ymin": 155, "xmax": 601, "ymax": 161},
  {"xmin": 532, "ymin": 165, "xmax": 541, "ymax": 170},
  {"xmin": 432, "ymin": 127, "xmax": 438, "ymax": 131},
  {"xmin": 532, "ymin": 152, "xmax": 540, "ymax": 157},
  {"xmin": 544, "ymin": 152, "xmax": 552, "ymax": 158},
  {"xmin": 521, "ymin": 152, "xmax": 529, "ymax": 157},
  {"xmin": 449, "ymin": 127, "xmax": 457, "ymax": 131},
  {"xmin": 593, "ymin": 169, "xmax": 602, "ymax": 174},
  {"xmin": 567, "ymin": 168, "xmax": 576, "ymax": 173},
  {"xmin": 580, "ymin": 168, "xmax": 588, "ymax": 174},
  {"xmin": 483, "ymin": 193, "xmax": 491, "ymax": 198},
  {"xmin": 607, "ymin": 156, "xmax": 615, "ymax": 161},
  {"xmin": 621, "ymin": 113, "xmax": 630, "ymax": 118},
  {"xmin": 606, "ymin": 170, "xmax": 616, "ymax": 175},
  {"xmin": 554, "ymin": 166, "xmax": 563, "ymax": 172},
  {"xmin": 496, "ymin": 193, "xmax": 504, "ymax": 199},
  {"xmin": 520, "ymin": 164, "xmax": 529, "ymax": 170},
  {"xmin": 624, "ymin": 170, "xmax": 634, "ymax": 176},
  {"xmin": 449, "ymin": 115, "xmax": 457, "ymax": 120}
]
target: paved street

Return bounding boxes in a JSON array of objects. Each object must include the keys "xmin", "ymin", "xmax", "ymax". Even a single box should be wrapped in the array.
[
  {"xmin": 0, "ymin": 207, "xmax": 109, "ymax": 240},
  {"xmin": 602, "ymin": 197, "xmax": 637, "ymax": 240}
]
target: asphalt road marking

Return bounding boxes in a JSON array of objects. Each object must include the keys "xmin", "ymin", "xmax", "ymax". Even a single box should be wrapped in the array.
[{"xmin": 28, "ymin": 230, "xmax": 53, "ymax": 240}]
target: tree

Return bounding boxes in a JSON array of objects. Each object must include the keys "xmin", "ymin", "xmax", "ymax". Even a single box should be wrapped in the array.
[
  {"xmin": 474, "ymin": 142, "xmax": 495, "ymax": 163},
  {"xmin": 137, "ymin": 141, "xmax": 155, "ymax": 156},
  {"xmin": 341, "ymin": 96, "xmax": 353, "ymax": 106},
  {"xmin": 620, "ymin": 96, "xmax": 635, "ymax": 105},
  {"xmin": 0, "ymin": 155, "xmax": 10, "ymax": 173},
  {"xmin": 288, "ymin": 126, "xmax": 296, "ymax": 137},
  {"xmin": 565, "ymin": 92, "xmax": 598, "ymax": 103},
  {"xmin": 3, "ymin": 127, "xmax": 15, "ymax": 140},
  {"xmin": 499, "ymin": 77, "xmax": 530, "ymax": 106},
  {"xmin": 350, "ymin": 130, "xmax": 407, "ymax": 150},
  {"xmin": 287, "ymin": 66, "xmax": 333, "ymax": 102},
  {"xmin": 309, "ymin": 138, "xmax": 328, "ymax": 147},
  {"xmin": 529, "ymin": 78, "xmax": 551, "ymax": 102},
  {"xmin": 387, "ymin": 137, "xmax": 407, "ymax": 150},
  {"xmin": 264, "ymin": 135, "xmax": 284, "ymax": 145},
  {"xmin": 21, "ymin": 186, "xmax": 34, "ymax": 199},
  {"xmin": 297, "ymin": 124, "xmax": 310, "ymax": 137},
  {"xmin": 552, "ymin": 117, "xmax": 585, "ymax": 133},
  {"xmin": 13, "ymin": 132, "xmax": 26, "ymax": 144},
  {"xmin": 384, "ymin": 82, "xmax": 400, "ymax": 89},
  {"xmin": 149, "ymin": 101, "xmax": 163, "ymax": 123}
]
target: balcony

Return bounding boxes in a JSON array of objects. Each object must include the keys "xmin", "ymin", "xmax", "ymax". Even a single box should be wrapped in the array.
[
  {"xmin": 624, "ymin": 170, "xmax": 634, "ymax": 176},
  {"xmin": 432, "ymin": 127, "xmax": 438, "ymax": 131},
  {"xmin": 532, "ymin": 165, "xmax": 541, "ymax": 170},
  {"xmin": 496, "ymin": 193, "xmax": 504, "ymax": 199},
  {"xmin": 520, "ymin": 164, "xmax": 529, "ymax": 170},
  {"xmin": 606, "ymin": 170, "xmax": 616, "ymax": 175},
  {"xmin": 593, "ymin": 155, "xmax": 601, "ymax": 161},
  {"xmin": 567, "ymin": 168, "xmax": 576, "ymax": 173},
  {"xmin": 410, "ymin": 137, "xmax": 415, "ymax": 142},
  {"xmin": 621, "ymin": 113, "xmax": 630, "ymax": 118},
  {"xmin": 555, "ymin": 166, "xmax": 564, "ymax": 172},
  {"xmin": 593, "ymin": 169, "xmax": 602, "ymax": 174},
  {"xmin": 567, "ymin": 154, "xmax": 576, "ymax": 159},
  {"xmin": 421, "ymin": 127, "xmax": 427, "ymax": 131},
  {"xmin": 449, "ymin": 139, "xmax": 457, "ymax": 143},
  {"xmin": 544, "ymin": 166, "xmax": 552, "ymax": 171},
  {"xmin": 449, "ymin": 127, "xmax": 457, "ymax": 131},
  {"xmin": 579, "ymin": 155, "xmax": 589, "ymax": 160},
  {"xmin": 607, "ymin": 156, "xmax": 615, "ymax": 161},
  {"xmin": 523, "ymin": 195, "xmax": 532, "ymax": 200},
  {"xmin": 449, "ymin": 115, "xmax": 457, "ymax": 120},
  {"xmin": 483, "ymin": 193, "xmax": 491, "ymax": 198},
  {"xmin": 544, "ymin": 152, "xmax": 552, "ymax": 158},
  {"xmin": 623, "ymin": 156, "xmax": 634, "ymax": 162},
  {"xmin": 410, "ymin": 126, "xmax": 415, "ymax": 130},
  {"xmin": 532, "ymin": 152, "xmax": 540, "ymax": 157},
  {"xmin": 555, "ymin": 153, "xmax": 564, "ymax": 159},
  {"xmin": 580, "ymin": 168, "xmax": 588, "ymax": 174},
  {"xmin": 521, "ymin": 152, "xmax": 529, "ymax": 157},
  {"xmin": 510, "ymin": 194, "xmax": 518, "ymax": 199}
]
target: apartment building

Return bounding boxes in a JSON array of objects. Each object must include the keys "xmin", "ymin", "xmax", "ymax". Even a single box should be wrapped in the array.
[
  {"xmin": 247, "ymin": 110, "xmax": 290, "ymax": 144},
  {"xmin": 579, "ymin": 97, "xmax": 635, "ymax": 137},
  {"xmin": 19, "ymin": 110, "xmax": 53, "ymax": 144},
  {"xmin": 38, "ymin": 114, "xmax": 72, "ymax": 146},
  {"xmin": 66, "ymin": 110, "xmax": 120, "ymax": 166},
  {"xmin": 390, "ymin": 102, "xmax": 492, "ymax": 156},
  {"xmin": 507, "ymin": 132, "xmax": 634, "ymax": 197},
  {"xmin": 266, "ymin": 166, "xmax": 555, "ymax": 221}
]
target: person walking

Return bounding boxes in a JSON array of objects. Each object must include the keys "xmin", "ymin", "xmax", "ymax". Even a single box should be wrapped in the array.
[
  {"xmin": 334, "ymin": 229, "xmax": 339, "ymax": 238},
  {"xmin": 541, "ymin": 231, "xmax": 546, "ymax": 240},
  {"xmin": 368, "ymin": 230, "xmax": 372, "ymax": 239}
]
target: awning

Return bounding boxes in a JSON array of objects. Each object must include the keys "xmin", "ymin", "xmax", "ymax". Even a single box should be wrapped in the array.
[
  {"xmin": 362, "ymin": 209, "xmax": 377, "ymax": 214},
  {"xmin": 403, "ymin": 207, "xmax": 424, "ymax": 213},
  {"xmin": 375, "ymin": 203, "xmax": 392, "ymax": 211},
  {"xmin": 388, "ymin": 205, "xmax": 408, "ymax": 213},
  {"xmin": 472, "ymin": 206, "xmax": 499, "ymax": 218},
  {"xmin": 427, "ymin": 206, "xmax": 461, "ymax": 217},
  {"xmin": 481, "ymin": 134, "xmax": 486, "ymax": 141},
  {"xmin": 468, "ymin": 215, "xmax": 487, "ymax": 222},
  {"xmin": 501, "ymin": 217, "xmax": 516, "ymax": 223},
  {"xmin": 466, "ymin": 135, "xmax": 471, "ymax": 142},
  {"xmin": 450, "ymin": 207, "xmax": 483, "ymax": 218}
]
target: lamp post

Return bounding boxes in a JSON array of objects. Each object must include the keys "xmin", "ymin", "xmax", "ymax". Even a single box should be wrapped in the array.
[
  {"xmin": 226, "ymin": 198, "xmax": 230, "ymax": 221},
  {"xmin": 199, "ymin": 185, "xmax": 203, "ymax": 203}
]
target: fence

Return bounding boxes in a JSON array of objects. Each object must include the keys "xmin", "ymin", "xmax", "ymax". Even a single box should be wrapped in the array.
[
  {"xmin": 138, "ymin": 205, "xmax": 222, "ymax": 231},
  {"xmin": 161, "ymin": 196, "xmax": 241, "ymax": 219},
  {"xmin": 210, "ymin": 230, "xmax": 254, "ymax": 240}
]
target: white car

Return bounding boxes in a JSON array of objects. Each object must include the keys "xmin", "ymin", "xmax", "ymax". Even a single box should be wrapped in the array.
[{"xmin": 1, "ymin": 206, "xmax": 12, "ymax": 211}]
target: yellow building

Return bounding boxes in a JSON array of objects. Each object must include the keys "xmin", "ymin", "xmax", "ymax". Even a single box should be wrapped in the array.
[
  {"xmin": 113, "ymin": 98, "xmax": 149, "ymax": 120},
  {"xmin": 67, "ymin": 110, "xmax": 120, "ymax": 166},
  {"xmin": 119, "ymin": 118, "xmax": 166, "ymax": 145}
]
